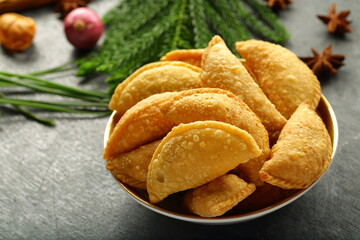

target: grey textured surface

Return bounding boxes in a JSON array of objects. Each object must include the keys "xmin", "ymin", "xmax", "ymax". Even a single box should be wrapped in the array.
[{"xmin": 0, "ymin": 0, "xmax": 360, "ymax": 239}]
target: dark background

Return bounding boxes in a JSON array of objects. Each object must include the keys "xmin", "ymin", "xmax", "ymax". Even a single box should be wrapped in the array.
[{"xmin": 1, "ymin": 0, "xmax": 359, "ymax": 239}]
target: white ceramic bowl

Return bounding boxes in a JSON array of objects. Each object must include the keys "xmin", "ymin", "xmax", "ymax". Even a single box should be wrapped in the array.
[{"xmin": 103, "ymin": 95, "xmax": 338, "ymax": 224}]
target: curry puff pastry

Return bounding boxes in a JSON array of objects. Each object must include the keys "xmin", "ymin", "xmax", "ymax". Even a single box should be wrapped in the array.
[
  {"xmin": 160, "ymin": 49, "xmax": 204, "ymax": 68},
  {"xmin": 147, "ymin": 121, "xmax": 261, "ymax": 203},
  {"xmin": 106, "ymin": 140, "xmax": 161, "ymax": 189},
  {"xmin": 103, "ymin": 88, "xmax": 269, "ymax": 165},
  {"xmin": 183, "ymin": 174, "xmax": 256, "ymax": 217},
  {"xmin": 109, "ymin": 61, "xmax": 203, "ymax": 115},
  {"xmin": 159, "ymin": 88, "xmax": 270, "ymax": 186},
  {"xmin": 103, "ymin": 36, "xmax": 335, "ymax": 218},
  {"xmin": 201, "ymin": 36, "xmax": 287, "ymax": 139},
  {"xmin": 259, "ymin": 102, "xmax": 332, "ymax": 189},
  {"xmin": 236, "ymin": 40, "xmax": 321, "ymax": 119},
  {"xmin": 103, "ymin": 92, "xmax": 174, "ymax": 159}
]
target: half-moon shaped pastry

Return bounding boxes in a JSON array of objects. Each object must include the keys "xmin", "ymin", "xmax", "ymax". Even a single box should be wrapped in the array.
[
  {"xmin": 201, "ymin": 36, "xmax": 287, "ymax": 140},
  {"xmin": 236, "ymin": 39, "xmax": 321, "ymax": 119},
  {"xmin": 147, "ymin": 121, "xmax": 262, "ymax": 203},
  {"xmin": 183, "ymin": 174, "xmax": 256, "ymax": 217},
  {"xmin": 259, "ymin": 102, "xmax": 332, "ymax": 189},
  {"xmin": 103, "ymin": 88, "xmax": 270, "ymax": 166},
  {"xmin": 160, "ymin": 49, "xmax": 204, "ymax": 68},
  {"xmin": 105, "ymin": 140, "xmax": 161, "ymax": 189},
  {"xmin": 159, "ymin": 88, "xmax": 270, "ymax": 186},
  {"xmin": 160, "ymin": 48, "xmax": 257, "ymax": 80},
  {"xmin": 103, "ymin": 92, "xmax": 174, "ymax": 159},
  {"xmin": 104, "ymin": 88, "xmax": 269, "ymax": 186},
  {"xmin": 109, "ymin": 61, "xmax": 203, "ymax": 115}
]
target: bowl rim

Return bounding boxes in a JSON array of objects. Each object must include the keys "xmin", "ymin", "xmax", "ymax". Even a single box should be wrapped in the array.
[{"xmin": 103, "ymin": 94, "xmax": 338, "ymax": 224}]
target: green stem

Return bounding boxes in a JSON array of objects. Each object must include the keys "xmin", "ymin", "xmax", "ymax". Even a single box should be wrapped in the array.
[
  {"xmin": 0, "ymin": 72, "xmax": 108, "ymax": 99},
  {"xmin": 13, "ymin": 105, "xmax": 55, "ymax": 126},
  {"xmin": 0, "ymin": 93, "xmax": 55, "ymax": 126},
  {"xmin": 3, "ymin": 98, "xmax": 108, "ymax": 108},
  {"xmin": 0, "ymin": 97, "xmax": 110, "ymax": 115},
  {"xmin": 0, "ymin": 82, "xmax": 15, "ymax": 87},
  {"xmin": 29, "ymin": 61, "xmax": 76, "ymax": 76},
  {"xmin": 0, "ymin": 76, "xmax": 108, "ymax": 102}
]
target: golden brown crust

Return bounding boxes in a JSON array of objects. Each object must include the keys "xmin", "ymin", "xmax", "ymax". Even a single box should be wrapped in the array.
[
  {"xmin": 103, "ymin": 88, "xmax": 270, "ymax": 168},
  {"xmin": 108, "ymin": 61, "xmax": 202, "ymax": 115},
  {"xmin": 147, "ymin": 121, "xmax": 261, "ymax": 203},
  {"xmin": 259, "ymin": 102, "xmax": 332, "ymax": 189},
  {"xmin": 201, "ymin": 36, "xmax": 287, "ymax": 139},
  {"xmin": 160, "ymin": 49, "xmax": 204, "ymax": 68},
  {"xmin": 110, "ymin": 174, "xmax": 147, "ymax": 189},
  {"xmin": 105, "ymin": 140, "xmax": 161, "ymax": 189},
  {"xmin": 236, "ymin": 39, "xmax": 321, "ymax": 119},
  {"xmin": 159, "ymin": 89, "xmax": 270, "ymax": 186},
  {"xmin": 234, "ymin": 183, "xmax": 298, "ymax": 212},
  {"xmin": 103, "ymin": 92, "xmax": 174, "ymax": 159},
  {"xmin": 183, "ymin": 174, "xmax": 256, "ymax": 217},
  {"xmin": 103, "ymin": 36, "xmax": 335, "ymax": 217}
]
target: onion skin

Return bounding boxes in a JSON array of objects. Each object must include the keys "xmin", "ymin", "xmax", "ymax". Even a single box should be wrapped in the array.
[{"xmin": 64, "ymin": 7, "xmax": 103, "ymax": 50}]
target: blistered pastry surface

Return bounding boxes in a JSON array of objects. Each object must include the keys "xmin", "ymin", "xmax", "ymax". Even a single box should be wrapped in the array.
[
  {"xmin": 106, "ymin": 140, "xmax": 161, "ymax": 189},
  {"xmin": 147, "ymin": 121, "xmax": 261, "ymax": 203},
  {"xmin": 109, "ymin": 61, "xmax": 202, "ymax": 115},
  {"xmin": 201, "ymin": 36, "xmax": 287, "ymax": 137},
  {"xmin": 259, "ymin": 103, "xmax": 332, "ymax": 189},
  {"xmin": 183, "ymin": 174, "xmax": 256, "ymax": 217},
  {"xmin": 160, "ymin": 49, "xmax": 204, "ymax": 68},
  {"xmin": 236, "ymin": 39, "xmax": 321, "ymax": 119}
]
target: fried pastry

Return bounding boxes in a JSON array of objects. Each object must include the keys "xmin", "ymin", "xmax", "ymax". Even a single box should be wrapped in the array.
[
  {"xmin": 236, "ymin": 39, "xmax": 321, "ymax": 119},
  {"xmin": 234, "ymin": 183, "xmax": 298, "ymax": 213},
  {"xmin": 183, "ymin": 174, "xmax": 256, "ymax": 217},
  {"xmin": 109, "ymin": 61, "xmax": 203, "ymax": 115},
  {"xmin": 105, "ymin": 140, "xmax": 161, "ymax": 189},
  {"xmin": 160, "ymin": 48, "xmax": 257, "ymax": 80},
  {"xmin": 147, "ymin": 121, "xmax": 262, "ymax": 203},
  {"xmin": 160, "ymin": 49, "xmax": 204, "ymax": 68},
  {"xmin": 201, "ymin": 36, "xmax": 287, "ymax": 140},
  {"xmin": 159, "ymin": 88, "xmax": 270, "ymax": 186},
  {"xmin": 103, "ymin": 92, "xmax": 175, "ymax": 159},
  {"xmin": 259, "ymin": 102, "xmax": 332, "ymax": 189},
  {"xmin": 103, "ymin": 88, "xmax": 270, "ymax": 166}
]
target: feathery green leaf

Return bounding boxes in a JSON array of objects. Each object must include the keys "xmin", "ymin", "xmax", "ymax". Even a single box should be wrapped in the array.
[{"xmin": 76, "ymin": 0, "xmax": 290, "ymax": 93}]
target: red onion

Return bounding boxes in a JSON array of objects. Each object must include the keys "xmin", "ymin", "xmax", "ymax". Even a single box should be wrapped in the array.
[{"xmin": 64, "ymin": 7, "xmax": 103, "ymax": 49}]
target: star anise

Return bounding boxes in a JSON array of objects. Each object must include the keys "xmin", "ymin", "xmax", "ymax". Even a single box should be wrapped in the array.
[
  {"xmin": 54, "ymin": 0, "xmax": 91, "ymax": 18},
  {"xmin": 317, "ymin": 4, "xmax": 352, "ymax": 35},
  {"xmin": 299, "ymin": 45, "xmax": 345, "ymax": 76},
  {"xmin": 265, "ymin": 0, "xmax": 292, "ymax": 10}
]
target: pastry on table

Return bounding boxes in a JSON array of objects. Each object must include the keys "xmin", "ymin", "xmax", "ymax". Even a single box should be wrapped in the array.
[
  {"xmin": 201, "ymin": 36, "xmax": 287, "ymax": 141},
  {"xmin": 103, "ymin": 88, "xmax": 269, "ymax": 164},
  {"xmin": 103, "ymin": 91, "xmax": 174, "ymax": 159},
  {"xmin": 160, "ymin": 49, "xmax": 204, "ymax": 68},
  {"xmin": 183, "ymin": 174, "xmax": 256, "ymax": 217},
  {"xmin": 109, "ymin": 61, "xmax": 203, "ymax": 115},
  {"xmin": 105, "ymin": 140, "xmax": 161, "ymax": 189},
  {"xmin": 159, "ymin": 88, "xmax": 270, "ymax": 186},
  {"xmin": 236, "ymin": 39, "xmax": 321, "ymax": 119},
  {"xmin": 259, "ymin": 102, "xmax": 332, "ymax": 189},
  {"xmin": 147, "ymin": 121, "xmax": 262, "ymax": 203}
]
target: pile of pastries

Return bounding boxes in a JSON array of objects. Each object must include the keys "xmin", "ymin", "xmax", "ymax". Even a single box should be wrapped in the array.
[{"xmin": 103, "ymin": 36, "xmax": 332, "ymax": 218}]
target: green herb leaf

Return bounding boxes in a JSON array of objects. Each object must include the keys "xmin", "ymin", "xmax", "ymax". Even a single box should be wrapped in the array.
[{"xmin": 76, "ymin": 0, "xmax": 290, "ymax": 94}]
